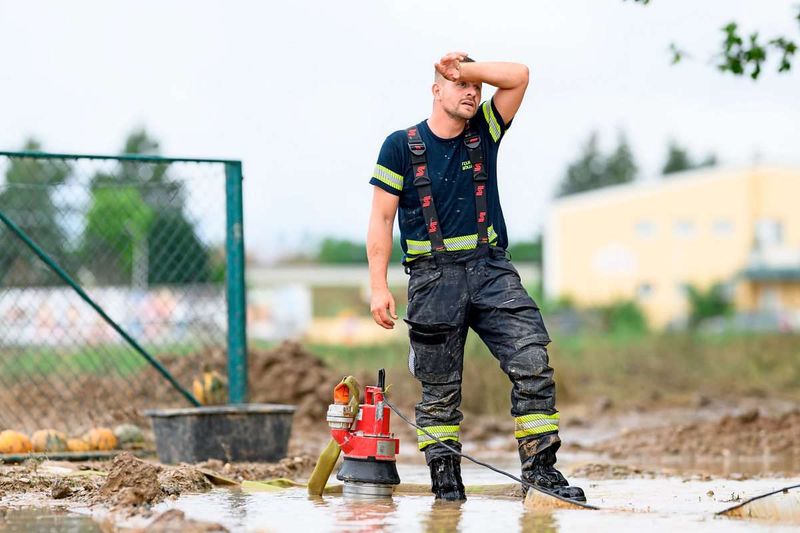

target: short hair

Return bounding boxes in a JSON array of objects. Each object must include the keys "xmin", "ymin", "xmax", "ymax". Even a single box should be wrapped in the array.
[{"xmin": 434, "ymin": 56, "xmax": 476, "ymax": 82}]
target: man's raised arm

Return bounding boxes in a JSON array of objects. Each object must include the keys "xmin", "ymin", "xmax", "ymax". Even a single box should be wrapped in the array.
[{"xmin": 436, "ymin": 52, "xmax": 529, "ymax": 125}]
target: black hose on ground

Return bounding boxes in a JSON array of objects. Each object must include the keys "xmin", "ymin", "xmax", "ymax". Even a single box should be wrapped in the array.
[{"xmin": 382, "ymin": 397, "xmax": 598, "ymax": 510}]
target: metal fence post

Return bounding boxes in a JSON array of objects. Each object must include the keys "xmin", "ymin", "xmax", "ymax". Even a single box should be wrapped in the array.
[{"xmin": 225, "ymin": 161, "xmax": 248, "ymax": 403}]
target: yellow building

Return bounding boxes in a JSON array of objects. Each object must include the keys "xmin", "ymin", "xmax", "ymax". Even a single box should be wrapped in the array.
[{"xmin": 544, "ymin": 165, "xmax": 800, "ymax": 328}]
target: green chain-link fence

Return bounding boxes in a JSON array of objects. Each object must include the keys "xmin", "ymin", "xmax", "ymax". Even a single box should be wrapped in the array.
[{"xmin": 0, "ymin": 151, "xmax": 246, "ymax": 434}]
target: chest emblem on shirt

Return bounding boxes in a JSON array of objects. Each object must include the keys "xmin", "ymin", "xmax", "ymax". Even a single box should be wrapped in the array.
[{"xmin": 461, "ymin": 160, "xmax": 472, "ymax": 171}]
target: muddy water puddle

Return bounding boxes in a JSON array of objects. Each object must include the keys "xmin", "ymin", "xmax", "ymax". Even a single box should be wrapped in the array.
[
  {"xmin": 0, "ymin": 507, "xmax": 103, "ymax": 532},
  {"xmin": 152, "ymin": 463, "xmax": 799, "ymax": 532}
]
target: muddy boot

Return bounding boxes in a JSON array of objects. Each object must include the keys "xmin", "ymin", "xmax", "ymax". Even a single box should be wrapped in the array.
[
  {"xmin": 428, "ymin": 455, "xmax": 466, "ymax": 501},
  {"xmin": 518, "ymin": 436, "xmax": 586, "ymax": 502}
]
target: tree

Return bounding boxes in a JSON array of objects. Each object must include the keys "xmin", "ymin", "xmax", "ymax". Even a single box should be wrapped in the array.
[
  {"xmin": 686, "ymin": 283, "xmax": 732, "ymax": 328},
  {"xmin": 0, "ymin": 139, "xmax": 73, "ymax": 286},
  {"xmin": 82, "ymin": 188, "xmax": 154, "ymax": 285},
  {"xmin": 317, "ymin": 238, "xmax": 368, "ymax": 263},
  {"xmin": 557, "ymin": 133, "xmax": 605, "ymax": 197},
  {"xmin": 662, "ymin": 140, "xmax": 718, "ymax": 176},
  {"xmin": 80, "ymin": 129, "xmax": 212, "ymax": 285},
  {"xmin": 597, "ymin": 299, "xmax": 649, "ymax": 335},
  {"xmin": 147, "ymin": 210, "xmax": 210, "ymax": 284},
  {"xmin": 313, "ymin": 237, "xmax": 404, "ymax": 264},
  {"xmin": 556, "ymin": 132, "xmax": 639, "ymax": 197},
  {"xmin": 508, "ymin": 236, "xmax": 542, "ymax": 264},
  {"xmin": 605, "ymin": 133, "xmax": 638, "ymax": 185},
  {"xmin": 628, "ymin": 0, "xmax": 799, "ymax": 79}
]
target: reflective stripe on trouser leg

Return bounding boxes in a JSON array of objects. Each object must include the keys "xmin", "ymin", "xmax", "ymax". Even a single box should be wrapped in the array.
[
  {"xmin": 417, "ymin": 425, "xmax": 460, "ymax": 450},
  {"xmin": 514, "ymin": 413, "xmax": 560, "ymax": 439}
]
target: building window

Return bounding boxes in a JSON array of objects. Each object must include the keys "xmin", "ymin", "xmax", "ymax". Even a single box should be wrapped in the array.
[
  {"xmin": 755, "ymin": 219, "xmax": 783, "ymax": 248},
  {"xmin": 636, "ymin": 282, "xmax": 653, "ymax": 300},
  {"xmin": 673, "ymin": 220, "xmax": 695, "ymax": 238},
  {"xmin": 635, "ymin": 220, "xmax": 656, "ymax": 239},
  {"xmin": 712, "ymin": 219, "xmax": 733, "ymax": 237},
  {"xmin": 758, "ymin": 288, "xmax": 781, "ymax": 311}
]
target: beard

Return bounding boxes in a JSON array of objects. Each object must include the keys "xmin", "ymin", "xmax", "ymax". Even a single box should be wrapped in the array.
[{"xmin": 446, "ymin": 102, "xmax": 478, "ymax": 121}]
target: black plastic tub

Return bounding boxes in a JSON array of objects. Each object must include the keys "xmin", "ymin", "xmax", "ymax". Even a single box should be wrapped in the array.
[{"xmin": 144, "ymin": 404, "xmax": 296, "ymax": 464}]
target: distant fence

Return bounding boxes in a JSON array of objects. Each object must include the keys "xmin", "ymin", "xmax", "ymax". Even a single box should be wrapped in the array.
[{"xmin": 0, "ymin": 151, "xmax": 246, "ymax": 433}]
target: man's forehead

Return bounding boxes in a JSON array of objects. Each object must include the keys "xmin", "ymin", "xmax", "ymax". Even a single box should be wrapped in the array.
[{"xmin": 447, "ymin": 79, "xmax": 482, "ymax": 90}]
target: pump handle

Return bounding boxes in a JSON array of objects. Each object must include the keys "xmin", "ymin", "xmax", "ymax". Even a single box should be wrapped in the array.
[{"xmin": 377, "ymin": 368, "xmax": 385, "ymax": 391}]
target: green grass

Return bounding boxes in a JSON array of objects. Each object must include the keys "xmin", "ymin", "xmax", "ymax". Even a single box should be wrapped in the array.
[
  {"xmin": 307, "ymin": 332, "xmax": 800, "ymax": 415},
  {"xmin": 0, "ymin": 342, "xmax": 211, "ymax": 379},
  {"xmin": 3, "ymin": 332, "xmax": 797, "ymax": 417}
]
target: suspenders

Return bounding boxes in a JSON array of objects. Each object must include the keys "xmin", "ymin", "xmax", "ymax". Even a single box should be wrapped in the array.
[
  {"xmin": 464, "ymin": 129, "xmax": 490, "ymax": 245},
  {"xmin": 405, "ymin": 123, "xmax": 489, "ymax": 253}
]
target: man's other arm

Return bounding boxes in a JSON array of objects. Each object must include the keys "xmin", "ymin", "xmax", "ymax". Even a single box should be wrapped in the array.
[{"xmin": 367, "ymin": 186, "xmax": 400, "ymax": 329}]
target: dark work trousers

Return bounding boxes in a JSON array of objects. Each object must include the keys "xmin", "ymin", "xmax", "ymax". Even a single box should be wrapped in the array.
[{"xmin": 404, "ymin": 246, "xmax": 557, "ymax": 464}]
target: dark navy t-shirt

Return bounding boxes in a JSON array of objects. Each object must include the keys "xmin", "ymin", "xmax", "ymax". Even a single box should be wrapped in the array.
[{"xmin": 370, "ymin": 97, "xmax": 511, "ymax": 262}]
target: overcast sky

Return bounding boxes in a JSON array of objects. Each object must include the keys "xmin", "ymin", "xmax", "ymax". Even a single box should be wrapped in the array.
[{"xmin": 1, "ymin": 1, "xmax": 798, "ymax": 262}]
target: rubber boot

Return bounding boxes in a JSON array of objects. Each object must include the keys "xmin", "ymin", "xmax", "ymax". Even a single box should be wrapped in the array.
[
  {"xmin": 428, "ymin": 455, "xmax": 466, "ymax": 501},
  {"xmin": 518, "ymin": 436, "xmax": 586, "ymax": 502}
]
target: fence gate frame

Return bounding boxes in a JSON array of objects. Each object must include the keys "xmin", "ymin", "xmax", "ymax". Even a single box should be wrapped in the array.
[{"xmin": 0, "ymin": 150, "xmax": 249, "ymax": 405}]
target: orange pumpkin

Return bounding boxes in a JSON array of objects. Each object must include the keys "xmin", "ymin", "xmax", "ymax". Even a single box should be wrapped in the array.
[
  {"xmin": 0, "ymin": 430, "xmax": 33, "ymax": 454},
  {"xmin": 31, "ymin": 429, "xmax": 68, "ymax": 453},
  {"xmin": 67, "ymin": 438, "xmax": 91, "ymax": 452},
  {"xmin": 83, "ymin": 428, "xmax": 118, "ymax": 451}
]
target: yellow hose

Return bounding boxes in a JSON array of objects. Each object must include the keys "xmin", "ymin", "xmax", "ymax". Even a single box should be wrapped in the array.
[
  {"xmin": 306, "ymin": 376, "xmax": 361, "ymax": 496},
  {"xmin": 306, "ymin": 439, "xmax": 341, "ymax": 496}
]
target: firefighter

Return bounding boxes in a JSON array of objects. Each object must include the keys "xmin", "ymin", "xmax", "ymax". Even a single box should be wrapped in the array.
[{"xmin": 366, "ymin": 52, "xmax": 585, "ymax": 502}]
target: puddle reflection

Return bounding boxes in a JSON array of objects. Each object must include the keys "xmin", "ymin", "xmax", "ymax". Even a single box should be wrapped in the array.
[{"xmin": 421, "ymin": 500, "xmax": 464, "ymax": 533}]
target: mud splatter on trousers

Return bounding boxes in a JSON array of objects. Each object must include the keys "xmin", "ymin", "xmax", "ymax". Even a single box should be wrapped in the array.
[{"xmin": 403, "ymin": 246, "xmax": 559, "ymax": 463}]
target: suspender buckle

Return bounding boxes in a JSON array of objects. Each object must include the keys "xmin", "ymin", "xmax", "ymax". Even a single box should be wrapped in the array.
[
  {"xmin": 472, "ymin": 162, "xmax": 488, "ymax": 181},
  {"xmin": 408, "ymin": 142, "xmax": 426, "ymax": 156},
  {"xmin": 464, "ymin": 134, "xmax": 481, "ymax": 150},
  {"xmin": 413, "ymin": 174, "xmax": 431, "ymax": 187}
]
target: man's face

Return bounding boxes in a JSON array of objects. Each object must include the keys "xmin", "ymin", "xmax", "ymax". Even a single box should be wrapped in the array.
[{"xmin": 434, "ymin": 78, "xmax": 482, "ymax": 120}]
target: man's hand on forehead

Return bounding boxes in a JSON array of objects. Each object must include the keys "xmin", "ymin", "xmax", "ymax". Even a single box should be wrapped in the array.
[{"xmin": 435, "ymin": 51, "xmax": 469, "ymax": 82}]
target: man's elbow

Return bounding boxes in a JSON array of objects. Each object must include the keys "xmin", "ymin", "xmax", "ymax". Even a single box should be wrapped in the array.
[{"xmin": 518, "ymin": 64, "xmax": 530, "ymax": 87}]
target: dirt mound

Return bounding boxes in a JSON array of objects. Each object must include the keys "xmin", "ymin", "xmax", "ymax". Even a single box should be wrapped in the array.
[
  {"xmin": 591, "ymin": 408, "xmax": 800, "ymax": 458},
  {"xmin": 100, "ymin": 453, "xmax": 161, "ymax": 505},
  {"xmin": 0, "ymin": 341, "xmax": 349, "ymax": 434},
  {"xmin": 196, "ymin": 453, "xmax": 316, "ymax": 482},
  {"xmin": 569, "ymin": 463, "xmax": 666, "ymax": 480},
  {"xmin": 98, "ymin": 452, "xmax": 213, "ymax": 507},
  {"xmin": 246, "ymin": 342, "xmax": 341, "ymax": 427},
  {"xmin": 159, "ymin": 464, "xmax": 213, "ymax": 496},
  {"xmin": 157, "ymin": 341, "xmax": 341, "ymax": 427},
  {"xmin": 100, "ymin": 452, "xmax": 162, "ymax": 506}
]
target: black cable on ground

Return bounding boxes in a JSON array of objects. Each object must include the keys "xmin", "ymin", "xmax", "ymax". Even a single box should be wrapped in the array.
[
  {"xmin": 383, "ymin": 397, "xmax": 597, "ymax": 510},
  {"xmin": 715, "ymin": 483, "xmax": 800, "ymax": 516}
]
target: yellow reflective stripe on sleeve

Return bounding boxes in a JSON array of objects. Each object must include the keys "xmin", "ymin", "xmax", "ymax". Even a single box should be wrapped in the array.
[
  {"xmin": 406, "ymin": 225, "xmax": 498, "ymax": 255},
  {"xmin": 372, "ymin": 164, "xmax": 404, "ymax": 191},
  {"xmin": 482, "ymin": 101, "xmax": 502, "ymax": 142},
  {"xmin": 417, "ymin": 425, "xmax": 460, "ymax": 450},
  {"xmin": 514, "ymin": 413, "xmax": 560, "ymax": 439}
]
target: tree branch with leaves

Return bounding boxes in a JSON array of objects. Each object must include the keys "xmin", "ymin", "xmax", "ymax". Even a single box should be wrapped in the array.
[{"xmin": 627, "ymin": 0, "xmax": 799, "ymax": 79}]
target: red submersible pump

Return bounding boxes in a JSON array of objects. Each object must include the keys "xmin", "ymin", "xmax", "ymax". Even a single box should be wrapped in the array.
[{"xmin": 326, "ymin": 369, "xmax": 401, "ymax": 496}]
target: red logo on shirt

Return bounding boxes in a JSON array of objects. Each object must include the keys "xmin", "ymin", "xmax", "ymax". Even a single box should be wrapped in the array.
[
  {"xmin": 422, "ymin": 195, "xmax": 432, "ymax": 208},
  {"xmin": 476, "ymin": 184, "xmax": 485, "ymax": 196}
]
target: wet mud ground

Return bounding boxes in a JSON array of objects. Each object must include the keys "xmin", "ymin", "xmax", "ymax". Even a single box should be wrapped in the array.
[{"xmin": 1, "ymin": 400, "xmax": 798, "ymax": 532}]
